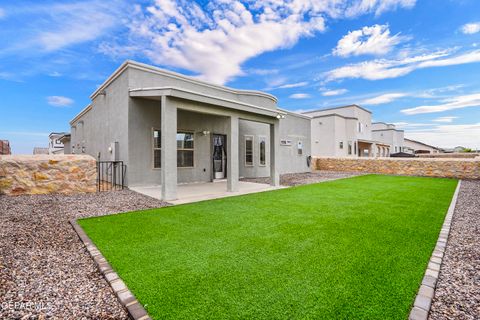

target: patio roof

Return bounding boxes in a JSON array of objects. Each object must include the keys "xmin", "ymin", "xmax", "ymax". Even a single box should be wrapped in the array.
[{"xmin": 129, "ymin": 87, "xmax": 286, "ymax": 118}]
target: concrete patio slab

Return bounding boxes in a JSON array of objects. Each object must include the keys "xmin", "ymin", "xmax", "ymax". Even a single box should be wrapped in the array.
[{"xmin": 130, "ymin": 180, "xmax": 285, "ymax": 205}]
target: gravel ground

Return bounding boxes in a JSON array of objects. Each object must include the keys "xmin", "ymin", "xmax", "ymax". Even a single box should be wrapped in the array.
[
  {"xmin": 0, "ymin": 190, "xmax": 167, "ymax": 319},
  {"xmin": 429, "ymin": 180, "xmax": 480, "ymax": 320},
  {"xmin": 240, "ymin": 170, "xmax": 363, "ymax": 186}
]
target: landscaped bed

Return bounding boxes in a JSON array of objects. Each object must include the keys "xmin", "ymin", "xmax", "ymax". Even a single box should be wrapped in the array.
[{"xmin": 79, "ymin": 175, "xmax": 458, "ymax": 319}]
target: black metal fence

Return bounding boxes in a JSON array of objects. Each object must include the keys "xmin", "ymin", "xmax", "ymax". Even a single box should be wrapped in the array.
[{"xmin": 97, "ymin": 161, "xmax": 126, "ymax": 191}]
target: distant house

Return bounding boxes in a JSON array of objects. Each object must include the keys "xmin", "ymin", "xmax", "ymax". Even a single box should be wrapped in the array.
[
  {"xmin": 33, "ymin": 147, "xmax": 49, "ymax": 155},
  {"xmin": 371, "ymin": 122, "xmax": 405, "ymax": 155},
  {"xmin": 404, "ymin": 138, "xmax": 441, "ymax": 154},
  {"xmin": 303, "ymin": 105, "xmax": 391, "ymax": 157},
  {"xmin": 48, "ymin": 132, "xmax": 70, "ymax": 154},
  {"xmin": 0, "ymin": 140, "xmax": 11, "ymax": 155}
]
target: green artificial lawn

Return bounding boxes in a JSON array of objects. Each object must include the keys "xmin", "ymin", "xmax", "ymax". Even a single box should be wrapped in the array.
[{"xmin": 79, "ymin": 175, "xmax": 457, "ymax": 319}]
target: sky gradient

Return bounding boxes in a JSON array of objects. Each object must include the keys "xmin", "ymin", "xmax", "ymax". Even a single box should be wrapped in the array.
[{"xmin": 1, "ymin": 0, "xmax": 479, "ymax": 154}]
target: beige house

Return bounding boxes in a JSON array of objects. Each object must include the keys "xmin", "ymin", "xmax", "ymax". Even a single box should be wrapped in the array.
[
  {"xmin": 404, "ymin": 138, "xmax": 441, "ymax": 154},
  {"xmin": 304, "ymin": 105, "xmax": 390, "ymax": 158},
  {"xmin": 371, "ymin": 122, "xmax": 405, "ymax": 155}
]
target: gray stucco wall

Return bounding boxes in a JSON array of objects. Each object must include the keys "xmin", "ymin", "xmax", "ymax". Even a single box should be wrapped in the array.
[
  {"xmin": 70, "ymin": 70, "xmax": 130, "ymax": 178},
  {"xmin": 278, "ymin": 112, "xmax": 311, "ymax": 174},
  {"xmin": 239, "ymin": 120, "xmax": 270, "ymax": 178}
]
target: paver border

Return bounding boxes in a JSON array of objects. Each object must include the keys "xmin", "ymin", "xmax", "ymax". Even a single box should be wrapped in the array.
[
  {"xmin": 70, "ymin": 219, "xmax": 151, "ymax": 320},
  {"xmin": 409, "ymin": 180, "xmax": 462, "ymax": 320}
]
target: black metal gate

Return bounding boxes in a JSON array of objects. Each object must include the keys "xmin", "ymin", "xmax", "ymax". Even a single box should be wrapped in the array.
[{"xmin": 97, "ymin": 161, "xmax": 126, "ymax": 191}]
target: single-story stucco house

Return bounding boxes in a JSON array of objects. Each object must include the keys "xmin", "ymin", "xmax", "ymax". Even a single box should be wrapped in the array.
[{"xmin": 70, "ymin": 60, "xmax": 311, "ymax": 200}]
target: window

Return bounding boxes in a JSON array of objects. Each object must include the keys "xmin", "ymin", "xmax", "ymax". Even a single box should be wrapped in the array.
[
  {"xmin": 354, "ymin": 141, "xmax": 357, "ymax": 155},
  {"xmin": 259, "ymin": 136, "xmax": 266, "ymax": 166},
  {"xmin": 153, "ymin": 129, "xmax": 161, "ymax": 168},
  {"xmin": 177, "ymin": 132, "xmax": 194, "ymax": 167},
  {"xmin": 245, "ymin": 135, "xmax": 254, "ymax": 166},
  {"xmin": 339, "ymin": 141, "xmax": 344, "ymax": 149},
  {"xmin": 153, "ymin": 130, "xmax": 195, "ymax": 168},
  {"xmin": 348, "ymin": 141, "xmax": 352, "ymax": 155},
  {"xmin": 358, "ymin": 122, "xmax": 362, "ymax": 133}
]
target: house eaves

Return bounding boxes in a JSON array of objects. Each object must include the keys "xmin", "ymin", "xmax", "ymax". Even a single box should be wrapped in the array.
[
  {"xmin": 91, "ymin": 60, "xmax": 278, "ymax": 104},
  {"xmin": 302, "ymin": 104, "xmax": 372, "ymax": 115},
  {"xmin": 129, "ymin": 87, "xmax": 286, "ymax": 118}
]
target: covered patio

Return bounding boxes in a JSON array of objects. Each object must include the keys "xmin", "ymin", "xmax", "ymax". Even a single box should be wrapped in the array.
[
  {"xmin": 130, "ymin": 180, "xmax": 284, "ymax": 205},
  {"xmin": 129, "ymin": 87, "xmax": 286, "ymax": 201}
]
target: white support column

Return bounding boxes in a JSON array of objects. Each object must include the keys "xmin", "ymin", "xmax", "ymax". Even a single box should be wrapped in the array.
[
  {"xmin": 270, "ymin": 120, "xmax": 280, "ymax": 187},
  {"xmin": 227, "ymin": 115, "xmax": 239, "ymax": 192},
  {"xmin": 161, "ymin": 96, "xmax": 177, "ymax": 201}
]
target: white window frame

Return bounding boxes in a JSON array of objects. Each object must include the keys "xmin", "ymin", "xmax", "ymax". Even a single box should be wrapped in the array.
[
  {"xmin": 259, "ymin": 136, "xmax": 266, "ymax": 166},
  {"xmin": 152, "ymin": 128, "xmax": 161, "ymax": 169},
  {"xmin": 177, "ymin": 131, "xmax": 195, "ymax": 168},
  {"xmin": 244, "ymin": 135, "xmax": 254, "ymax": 167}
]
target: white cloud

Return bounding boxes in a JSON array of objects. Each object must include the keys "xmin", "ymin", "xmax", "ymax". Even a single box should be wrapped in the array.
[
  {"xmin": 432, "ymin": 116, "xmax": 458, "ymax": 123},
  {"xmin": 277, "ymin": 81, "xmax": 309, "ymax": 89},
  {"xmin": 100, "ymin": 0, "xmax": 417, "ymax": 85},
  {"xmin": 321, "ymin": 88, "xmax": 348, "ymax": 96},
  {"xmin": 47, "ymin": 96, "xmax": 74, "ymax": 107},
  {"xmin": 393, "ymin": 122, "xmax": 433, "ymax": 128},
  {"xmin": 345, "ymin": 0, "xmax": 416, "ymax": 17},
  {"xmin": 324, "ymin": 49, "xmax": 480, "ymax": 82},
  {"xmin": 289, "ymin": 93, "xmax": 311, "ymax": 99},
  {"xmin": 406, "ymin": 123, "xmax": 480, "ymax": 149},
  {"xmin": 333, "ymin": 24, "xmax": 405, "ymax": 57},
  {"xmin": 35, "ymin": 1, "xmax": 121, "ymax": 52},
  {"xmin": 362, "ymin": 92, "xmax": 407, "ymax": 105},
  {"xmin": 248, "ymin": 68, "xmax": 278, "ymax": 76},
  {"xmin": 401, "ymin": 93, "xmax": 480, "ymax": 115},
  {"xmin": 461, "ymin": 22, "xmax": 480, "ymax": 35}
]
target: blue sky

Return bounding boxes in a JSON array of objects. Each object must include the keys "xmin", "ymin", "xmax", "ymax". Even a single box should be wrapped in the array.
[{"xmin": 1, "ymin": 0, "xmax": 480, "ymax": 154}]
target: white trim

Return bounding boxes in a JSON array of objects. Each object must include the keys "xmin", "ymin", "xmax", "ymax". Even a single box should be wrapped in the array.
[
  {"xmin": 91, "ymin": 60, "xmax": 277, "ymax": 103},
  {"xmin": 244, "ymin": 135, "xmax": 254, "ymax": 167}
]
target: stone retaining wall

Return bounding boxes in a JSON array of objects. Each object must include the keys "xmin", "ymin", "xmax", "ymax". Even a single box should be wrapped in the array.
[
  {"xmin": 0, "ymin": 155, "xmax": 97, "ymax": 195},
  {"xmin": 313, "ymin": 157, "xmax": 480, "ymax": 180}
]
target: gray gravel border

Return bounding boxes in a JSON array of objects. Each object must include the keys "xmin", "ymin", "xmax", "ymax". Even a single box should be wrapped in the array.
[
  {"xmin": 70, "ymin": 219, "xmax": 151, "ymax": 320},
  {"xmin": 409, "ymin": 180, "xmax": 462, "ymax": 320}
]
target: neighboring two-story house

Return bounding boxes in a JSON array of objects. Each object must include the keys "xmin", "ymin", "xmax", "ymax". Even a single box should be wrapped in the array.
[
  {"xmin": 371, "ymin": 122, "xmax": 404, "ymax": 155},
  {"xmin": 303, "ymin": 105, "xmax": 391, "ymax": 158}
]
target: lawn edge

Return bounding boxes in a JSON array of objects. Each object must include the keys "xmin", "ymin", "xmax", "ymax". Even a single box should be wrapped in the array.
[
  {"xmin": 70, "ymin": 219, "xmax": 152, "ymax": 320},
  {"xmin": 409, "ymin": 179, "xmax": 462, "ymax": 320}
]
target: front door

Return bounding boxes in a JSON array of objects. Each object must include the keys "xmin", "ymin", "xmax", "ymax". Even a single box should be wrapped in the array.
[{"xmin": 212, "ymin": 134, "xmax": 227, "ymax": 180}]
